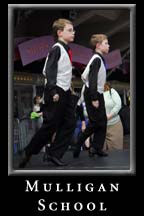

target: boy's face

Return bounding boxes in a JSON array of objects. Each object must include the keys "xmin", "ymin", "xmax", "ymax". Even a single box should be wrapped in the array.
[
  {"xmin": 97, "ymin": 39, "xmax": 110, "ymax": 54},
  {"xmin": 58, "ymin": 23, "xmax": 75, "ymax": 43}
]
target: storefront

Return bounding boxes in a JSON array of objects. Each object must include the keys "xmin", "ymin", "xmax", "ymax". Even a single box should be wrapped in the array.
[{"xmin": 14, "ymin": 72, "xmax": 44, "ymax": 119}]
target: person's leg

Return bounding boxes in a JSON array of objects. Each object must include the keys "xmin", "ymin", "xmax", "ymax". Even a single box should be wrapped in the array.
[
  {"xmin": 73, "ymin": 87, "xmax": 107, "ymax": 158},
  {"xmin": 73, "ymin": 120, "xmax": 96, "ymax": 158},
  {"xmin": 83, "ymin": 119, "xmax": 91, "ymax": 150},
  {"xmin": 106, "ymin": 121, "xmax": 123, "ymax": 151},
  {"xmin": 18, "ymin": 123, "xmax": 54, "ymax": 168},
  {"xmin": 89, "ymin": 93, "xmax": 108, "ymax": 157},
  {"xmin": 90, "ymin": 124, "xmax": 107, "ymax": 156},
  {"xmin": 71, "ymin": 120, "xmax": 81, "ymax": 151},
  {"xmin": 113, "ymin": 120, "xmax": 123, "ymax": 150},
  {"xmin": 73, "ymin": 88, "xmax": 97, "ymax": 158},
  {"xmin": 48, "ymin": 90, "xmax": 76, "ymax": 160},
  {"xmin": 19, "ymin": 87, "xmax": 66, "ymax": 168}
]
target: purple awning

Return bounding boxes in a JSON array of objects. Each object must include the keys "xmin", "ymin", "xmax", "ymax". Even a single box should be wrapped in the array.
[{"xmin": 17, "ymin": 36, "xmax": 122, "ymax": 69}]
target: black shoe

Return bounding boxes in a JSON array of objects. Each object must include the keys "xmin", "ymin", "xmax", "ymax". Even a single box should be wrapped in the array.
[
  {"xmin": 89, "ymin": 148, "xmax": 108, "ymax": 157},
  {"xmin": 89, "ymin": 151, "xmax": 95, "ymax": 157},
  {"xmin": 73, "ymin": 146, "xmax": 81, "ymax": 158},
  {"xmin": 96, "ymin": 150, "xmax": 108, "ymax": 157},
  {"xmin": 89, "ymin": 147, "xmax": 96, "ymax": 157},
  {"xmin": 43, "ymin": 152, "xmax": 51, "ymax": 162},
  {"xmin": 48, "ymin": 155, "xmax": 68, "ymax": 166},
  {"xmin": 18, "ymin": 153, "xmax": 31, "ymax": 168}
]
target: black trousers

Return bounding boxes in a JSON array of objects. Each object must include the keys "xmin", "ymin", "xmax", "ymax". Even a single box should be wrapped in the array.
[
  {"xmin": 25, "ymin": 86, "xmax": 76, "ymax": 159},
  {"xmin": 77, "ymin": 86, "xmax": 107, "ymax": 151}
]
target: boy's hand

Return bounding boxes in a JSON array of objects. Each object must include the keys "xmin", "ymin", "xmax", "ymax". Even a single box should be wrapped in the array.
[
  {"xmin": 92, "ymin": 100, "xmax": 99, "ymax": 108},
  {"xmin": 53, "ymin": 94, "xmax": 59, "ymax": 102}
]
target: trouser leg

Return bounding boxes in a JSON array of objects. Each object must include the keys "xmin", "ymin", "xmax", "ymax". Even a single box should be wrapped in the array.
[
  {"xmin": 20, "ymin": 87, "xmax": 67, "ymax": 165},
  {"xmin": 92, "ymin": 123, "xmax": 107, "ymax": 151},
  {"xmin": 73, "ymin": 88, "xmax": 107, "ymax": 158},
  {"xmin": 24, "ymin": 123, "xmax": 54, "ymax": 156},
  {"xmin": 48, "ymin": 91, "xmax": 76, "ymax": 159}
]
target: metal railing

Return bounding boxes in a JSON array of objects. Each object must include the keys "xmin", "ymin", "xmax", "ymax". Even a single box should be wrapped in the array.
[{"xmin": 14, "ymin": 117, "xmax": 36, "ymax": 154}]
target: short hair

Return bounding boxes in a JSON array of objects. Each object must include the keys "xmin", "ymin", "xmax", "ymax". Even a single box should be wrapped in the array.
[
  {"xmin": 90, "ymin": 34, "xmax": 108, "ymax": 50},
  {"xmin": 52, "ymin": 18, "xmax": 73, "ymax": 41}
]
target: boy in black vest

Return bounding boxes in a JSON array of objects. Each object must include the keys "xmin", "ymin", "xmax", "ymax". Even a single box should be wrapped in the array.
[
  {"xmin": 73, "ymin": 34, "xmax": 110, "ymax": 158},
  {"xmin": 19, "ymin": 18, "xmax": 76, "ymax": 167}
]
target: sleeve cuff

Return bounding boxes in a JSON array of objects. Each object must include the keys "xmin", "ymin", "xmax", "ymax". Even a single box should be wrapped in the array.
[
  {"xmin": 90, "ymin": 94, "xmax": 98, "ymax": 101},
  {"xmin": 50, "ymin": 88, "xmax": 57, "ymax": 97}
]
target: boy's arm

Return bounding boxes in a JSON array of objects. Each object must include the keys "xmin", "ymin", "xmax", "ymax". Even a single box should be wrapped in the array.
[
  {"xmin": 88, "ymin": 58, "xmax": 101, "ymax": 101},
  {"xmin": 45, "ymin": 46, "xmax": 60, "ymax": 97}
]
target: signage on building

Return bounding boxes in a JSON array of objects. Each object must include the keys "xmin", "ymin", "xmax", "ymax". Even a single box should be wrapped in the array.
[{"xmin": 14, "ymin": 72, "xmax": 45, "ymax": 85}]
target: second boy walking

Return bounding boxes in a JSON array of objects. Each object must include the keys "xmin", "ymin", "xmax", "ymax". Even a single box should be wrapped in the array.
[{"xmin": 73, "ymin": 34, "xmax": 110, "ymax": 158}]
